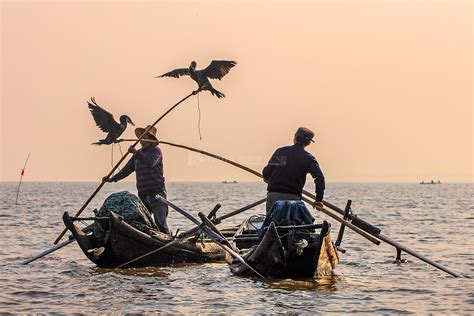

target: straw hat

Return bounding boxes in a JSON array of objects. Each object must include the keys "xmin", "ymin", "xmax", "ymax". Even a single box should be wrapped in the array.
[{"xmin": 135, "ymin": 125, "xmax": 158, "ymax": 142}]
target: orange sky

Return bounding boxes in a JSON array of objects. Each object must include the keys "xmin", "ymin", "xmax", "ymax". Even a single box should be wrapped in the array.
[{"xmin": 1, "ymin": 1, "xmax": 472, "ymax": 182}]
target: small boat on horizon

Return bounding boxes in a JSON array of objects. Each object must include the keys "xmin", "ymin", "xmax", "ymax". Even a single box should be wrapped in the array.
[
  {"xmin": 222, "ymin": 180, "xmax": 238, "ymax": 184},
  {"xmin": 420, "ymin": 180, "xmax": 441, "ymax": 184}
]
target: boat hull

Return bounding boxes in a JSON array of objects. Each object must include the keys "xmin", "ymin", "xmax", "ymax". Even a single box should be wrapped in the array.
[
  {"xmin": 229, "ymin": 218, "xmax": 339, "ymax": 278},
  {"xmin": 63, "ymin": 212, "xmax": 225, "ymax": 268}
]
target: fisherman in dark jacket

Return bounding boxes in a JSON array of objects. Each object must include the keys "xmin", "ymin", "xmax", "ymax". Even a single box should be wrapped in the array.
[
  {"xmin": 262, "ymin": 127, "xmax": 325, "ymax": 213},
  {"xmin": 103, "ymin": 125, "xmax": 170, "ymax": 234}
]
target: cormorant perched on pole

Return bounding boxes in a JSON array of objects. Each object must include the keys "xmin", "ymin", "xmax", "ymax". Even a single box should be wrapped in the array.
[
  {"xmin": 156, "ymin": 60, "xmax": 237, "ymax": 98},
  {"xmin": 88, "ymin": 97, "xmax": 135, "ymax": 145}
]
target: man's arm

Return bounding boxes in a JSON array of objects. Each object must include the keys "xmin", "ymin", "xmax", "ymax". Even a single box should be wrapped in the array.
[
  {"xmin": 134, "ymin": 147, "xmax": 162, "ymax": 169},
  {"xmin": 309, "ymin": 156, "xmax": 325, "ymax": 202},
  {"xmin": 110, "ymin": 156, "xmax": 135, "ymax": 182}
]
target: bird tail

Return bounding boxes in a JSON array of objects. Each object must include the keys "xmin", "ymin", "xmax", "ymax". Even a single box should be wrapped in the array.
[
  {"xmin": 209, "ymin": 88, "xmax": 225, "ymax": 99},
  {"xmin": 91, "ymin": 140, "xmax": 106, "ymax": 145}
]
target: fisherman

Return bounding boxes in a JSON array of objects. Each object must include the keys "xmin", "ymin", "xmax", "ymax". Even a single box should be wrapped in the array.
[
  {"xmin": 262, "ymin": 127, "xmax": 325, "ymax": 213},
  {"xmin": 103, "ymin": 125, "xmax": 170, "ymax": 234}
]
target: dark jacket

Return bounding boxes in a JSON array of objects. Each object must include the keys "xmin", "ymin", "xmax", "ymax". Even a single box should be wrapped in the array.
[
  {"xmin": 111, "ymin": 145, "xmax": 165, "ymax": 195},
  {"xmin": 262, "ymin": 143, "xmax": 325, "ymax": 201}
]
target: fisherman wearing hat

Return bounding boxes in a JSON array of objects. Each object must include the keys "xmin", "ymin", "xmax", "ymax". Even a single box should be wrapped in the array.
[
  {"xmin": 262, "ymin": 127, "xmax": 326, "ymax": 213},
  {"xmin": 103, "ymin": 125, "xmax": 170, "ymax": 234}
]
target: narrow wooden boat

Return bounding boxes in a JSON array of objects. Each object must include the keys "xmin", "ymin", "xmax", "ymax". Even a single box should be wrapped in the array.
[
  {"xmin": 228, "ymin": 213, "xmax": 339, "ymax": 278},
  {"xmin": 63, "ymin": 211, "xmax": 225, "ymax": 268}
]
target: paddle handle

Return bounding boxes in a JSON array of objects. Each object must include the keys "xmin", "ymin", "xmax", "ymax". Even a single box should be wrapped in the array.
[
  {"xmin": 157, "ymin": 196, "xmax": 264, "ymax": 278},
  {"xmin": 300, "ymin": 197, "xmax": 380, "ymax": 245},
  {"xmin": 53, "ymin": 91, "xmax": 196, "ymax": 244},
  {"xmin": 215, "ymin": 198, "xmax": 267, "ymax": 223},
  {"xmin": 22, "ymin": 238, "xmax": 75, "ymax": 265},
  {"xmin": 157, "ymin": 141, "xmax": 381, "ymax": 245}
]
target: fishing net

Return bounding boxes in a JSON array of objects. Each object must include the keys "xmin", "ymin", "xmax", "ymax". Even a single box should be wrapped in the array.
[{"xmin": 93, "ymin": 191, "xmax": 158, "ymax": 241}]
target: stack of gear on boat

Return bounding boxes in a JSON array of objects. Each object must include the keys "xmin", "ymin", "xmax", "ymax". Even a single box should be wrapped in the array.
[
  {"xmin": 92, "ymin": 191, "xmax": 158, "ymax": 242},
  {"xmin": 257, "ymin": 200, "xmax": 318, "ymax": 254}
]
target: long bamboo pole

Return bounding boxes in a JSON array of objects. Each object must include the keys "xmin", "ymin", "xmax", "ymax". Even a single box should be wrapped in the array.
[
  {"xmin": 115, "ymin": 198, "xmax": 265, "ymax": 268},
  {"xmin": 53, "ymin": 91, "xmax": 198, "ymax": 244},
  {"xmin": 121, "ymin": 139, "xmax": 460, "ymax": 277},
  {"xmin": 158, "ymin": 196, "xmax": 265, "ymax": 278},
  {"xmin": 22, "ymin": 238, "xmax": 75, "ymax": 265},
  {"xmin": 148, "ymin": 141, "xmax": 379, "ymax": 245},
  {"xmin": 309, "ymin": 197, "xmax": 461, "ymax": 277}
]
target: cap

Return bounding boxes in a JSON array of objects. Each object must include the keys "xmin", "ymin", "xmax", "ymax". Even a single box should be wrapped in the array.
[{"xmin": 295, "ymin": 127, "xmax": 315, "ymax": 143}]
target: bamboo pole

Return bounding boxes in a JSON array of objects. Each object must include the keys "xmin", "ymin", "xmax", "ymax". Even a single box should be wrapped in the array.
[
  {"xmin": 145, "ymin": 140, "xmax": 379, "ymax": 245},
  {"xmin": 115, "ymin": 198, "xmax": 265, "ymax": 268},
  {"xmin": 121, "ymin": 139, "xmax": 460, "ymax": 277},
  {"xmin": 22, "ymin": 238, "xmax": 75, "ymax": 265},
  {"xmin": 157, "ymin": 196, "xmax": 265, "ymax": 278},
  {"xmin": 53, "ymin": 90, "xmax": 198, "ymax": 244}
]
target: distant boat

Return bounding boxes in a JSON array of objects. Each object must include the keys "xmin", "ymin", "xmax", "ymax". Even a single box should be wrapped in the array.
[
  {"xmin": 420, "ymin": 180, "xmax": 441, "ymax": 185},
  {"xmin": 222, "ymin": 180, "xmax": 238, "ymax": 184}
]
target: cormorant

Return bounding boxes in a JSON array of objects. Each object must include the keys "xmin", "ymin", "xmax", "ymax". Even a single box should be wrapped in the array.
[
  {"xmin": 88, "ymin": 97, "xmax": 135, "ymax": 145},
  {"xmin": 156, "ymin": 60, "xmax": 237, "ymax": 98}
]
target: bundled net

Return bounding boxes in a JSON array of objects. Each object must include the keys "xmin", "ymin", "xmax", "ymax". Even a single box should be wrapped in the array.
[{"xmin": 93, "ymin": 191, "xmax": 157, "ymax": 240}]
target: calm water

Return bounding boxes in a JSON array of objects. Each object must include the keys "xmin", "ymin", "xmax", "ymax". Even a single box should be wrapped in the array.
[{"xmin": 1, "ymin": 182, "xmax": 473, "ymax": 314}]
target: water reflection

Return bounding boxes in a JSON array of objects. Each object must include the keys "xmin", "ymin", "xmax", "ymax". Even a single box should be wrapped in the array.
[
  {"xmin": 1, "ymin": 182, "xmax": 473, "ymax": 314},
  {"xmin": 94, "ymin": 266, "xmax": 170, "ymax": 278},
  {"xmin": 264, "ymin": 275, "xmax": 341, "ymax": 292}
]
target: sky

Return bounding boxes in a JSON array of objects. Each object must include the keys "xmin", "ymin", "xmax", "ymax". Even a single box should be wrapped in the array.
[{"xmin": 1, "ymin": 0, "xmax": 472, "ymax": 183}]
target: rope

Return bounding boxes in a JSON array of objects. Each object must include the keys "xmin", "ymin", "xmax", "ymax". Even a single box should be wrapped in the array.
[
  {"xmin": 118, "ymin": 142, "xmax": 124, "ymax": 157},
  {"xmin": 110, "ymin": 143, "xmax": 114, "ymax": 168},
  {"xmin": 248, "ymin": 215, "xmax": 264, "ymax": 230},
  {"xmin": 116, "ymin": 142, "xmax": 124, "ymax": 172},
  {"xmin": 197, "ymin": 94, "xmax": 202, "ymax": 140}
]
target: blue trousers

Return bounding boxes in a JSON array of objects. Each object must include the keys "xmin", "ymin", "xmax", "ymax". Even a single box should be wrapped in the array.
[{"xmin": 139, "ymin": 192, "xmax": 170, "ymax": 234}]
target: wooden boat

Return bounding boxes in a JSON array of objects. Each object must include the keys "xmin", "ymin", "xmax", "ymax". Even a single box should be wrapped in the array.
[
  {"xmin": 63, "ymin": 211, "xmax": 225, "ymax": 268},
  {"xmin": 420, "ymin": 180, "xmax": 441, "ymax": 184},
  {"xmin": 228, "ymin": 214, "xmax": 339, "ymax": 278}
]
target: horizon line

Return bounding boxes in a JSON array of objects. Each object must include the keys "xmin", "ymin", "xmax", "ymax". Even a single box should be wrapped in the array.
[{"xmin": 0, "ymin": 180, "xmax": 472, "ymax": 184}]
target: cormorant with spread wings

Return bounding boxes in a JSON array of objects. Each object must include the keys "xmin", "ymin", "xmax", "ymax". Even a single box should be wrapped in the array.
[
  {"xmin": 156, "ymin": 60, "xmax": 237, "ymax": 98},
  {"xmin": 88, "ymin": 97, "xmax": 135, "ymax": 145}
]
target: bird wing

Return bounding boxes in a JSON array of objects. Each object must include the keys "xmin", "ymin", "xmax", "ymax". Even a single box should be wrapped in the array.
[
  {"xmin": 87, "ymin": 97, "xmax": 119, "ymax": 133},
  {"xmin": 201, "ymin": 60, "xmax": 237, "ymax": 80},
  {"xmin": 157, "ymin": 68, "xmax": 190, "ymax": 78}
]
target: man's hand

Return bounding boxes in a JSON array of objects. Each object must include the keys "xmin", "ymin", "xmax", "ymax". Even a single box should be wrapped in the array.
[
  {"xmin": 312, "ymin": 201, "xmax": 324, "ymax": 209},
  {"xmin": 102, "ymin": 176, "xmax": 112, "ymax": 183},
  {"xmin": 128, "ymin": 146, "xmax": 137, "ymax": 154}
]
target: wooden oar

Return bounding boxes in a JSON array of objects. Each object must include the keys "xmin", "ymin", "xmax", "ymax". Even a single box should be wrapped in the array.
[
  {"xmin": 115, "ymin": 225, "xmax": 201, "ymax": 268},
  {"xmin": 376, "ymin": 233, "xmax": 461, "ymax": 277},
  {"xmin": 303, "ymin": 193, "xmax": 461, "ymax": 277},
  {"xmin": 300, "ymin": 196, "xmax": 380, "ymax": 245},
  {"xmin": 129, "ymin": 140, "xmax": 460, "ymax": 277},
  {"xmin": 115, "ymin": 198, "xmax": 265, "ymax": 268},
  {"xmin": 53, "ymin": 90, "xmax": 199, "ymax": 245},
  {"xmin": 22, "ymin": 237, "xmax": 75, "ymax": 265},
  {"xmin": 211, "ymin": 198, "xmax": 266, "ymax": 224},
  {"xmin": 177, "ymin": 198, "xmax": 267, "ymax": 238},
  {"xmin": 149, "ymin": 141, "xmax": 378, "ymax": 245},
  {"xmin": 157, "ymin": 196, "xmax": 265, "ymax": 278},
  {"xmin": 29, "ymin": 197, "xmax": 261, "ymax": 267}
]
